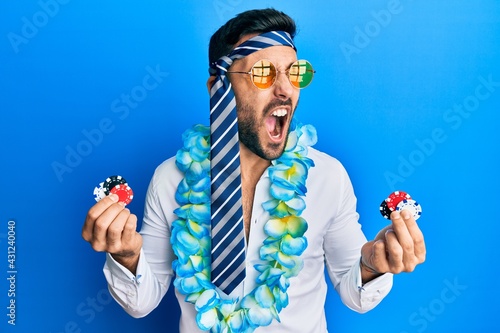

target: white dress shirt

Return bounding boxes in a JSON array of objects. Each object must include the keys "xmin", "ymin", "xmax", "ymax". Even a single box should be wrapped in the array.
[{"xmin": 103, "ymin": 147, "xmax": 393, "ymax": 332}]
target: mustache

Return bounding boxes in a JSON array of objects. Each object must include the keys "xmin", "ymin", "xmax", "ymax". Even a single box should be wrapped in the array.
[{"xmin": 262, "ymin": 98, "xmax": 293, "ymax": 116}]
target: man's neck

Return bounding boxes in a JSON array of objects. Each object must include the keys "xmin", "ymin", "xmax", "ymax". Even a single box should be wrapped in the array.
[{"xmin": 239, "ymin": 143, "xmax": 271, "ymax": 187}]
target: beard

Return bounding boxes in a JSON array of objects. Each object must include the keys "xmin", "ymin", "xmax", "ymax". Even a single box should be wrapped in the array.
[{"xmin": 236, "ymin": 98, "xmax": 296, "ymax": 161}]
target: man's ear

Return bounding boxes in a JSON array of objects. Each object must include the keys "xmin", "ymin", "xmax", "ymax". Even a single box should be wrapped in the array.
[{"xmin": 206, "ymin": 76, "xmax": 216, "ymax": 94}]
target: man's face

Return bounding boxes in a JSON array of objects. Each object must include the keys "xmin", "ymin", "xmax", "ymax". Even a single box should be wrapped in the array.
[{"xmin": 228, "ymin": 40, "xmax": 300, "ymax": 161}]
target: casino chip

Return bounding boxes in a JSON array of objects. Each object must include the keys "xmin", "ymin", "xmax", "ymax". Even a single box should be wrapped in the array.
[
  {"xmin": 103, "ymin": 175, "xmax": 127, "ymax": 195},
  {"xmin": 385, "ymin": 190, "xmax": 411, "ymax": 211},
  {"xmin": 396, "ymin": 199, "xmax": 422, "ymax": 221},
  {"xmin": 379, "ymin": 199, "xmax": 392, "ymax": 219},
  {"xmin": 110, "ymin": 184, "xmax": 134, "ymax": 205},
  {"xmin": 93, "ymin": 182, "xmax": 106, "ymax": 202}
]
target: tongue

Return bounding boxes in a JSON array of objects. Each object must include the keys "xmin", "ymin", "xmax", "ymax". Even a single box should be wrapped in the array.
[{"xmin": 266, "ymin": 116, "xmax": 281, "ymax": 137}]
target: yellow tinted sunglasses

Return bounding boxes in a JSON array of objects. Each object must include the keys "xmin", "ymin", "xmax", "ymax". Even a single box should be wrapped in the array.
[{"xmin": 227, "ymin": 59, "xmax": 315, "ymax": 89}]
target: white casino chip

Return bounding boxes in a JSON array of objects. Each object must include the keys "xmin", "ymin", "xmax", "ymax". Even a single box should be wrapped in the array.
[
  {"xmin": 396, "ymin": 199, "xmax": 422, "ymax": 221},
  {"xmin": 93, "ymin": 182, "xmax": 106, "ymax": 202}
]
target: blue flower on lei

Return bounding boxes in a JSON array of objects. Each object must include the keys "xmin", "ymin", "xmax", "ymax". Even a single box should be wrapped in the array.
[{"xmin": 170, "ymin": 119, "xmax": 317, "ymax": 333}]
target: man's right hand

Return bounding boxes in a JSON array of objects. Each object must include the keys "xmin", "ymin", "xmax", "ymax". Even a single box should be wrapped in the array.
[{"xmin": 82, "ymin": 193, "xmax": 143, "ymax": 274}]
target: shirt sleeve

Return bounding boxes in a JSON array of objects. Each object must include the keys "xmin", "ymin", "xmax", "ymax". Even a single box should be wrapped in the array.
[
  {"xmin": 103, "ymin": 160, "xmax": 177, "ymax": 318},
  {"xmin": 323, "ymin": 161, "xmax": 393, "ymax": 313}
]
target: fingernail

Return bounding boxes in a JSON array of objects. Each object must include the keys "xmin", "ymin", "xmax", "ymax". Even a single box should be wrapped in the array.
[
  {"xmin": 392, "ymin": 211, "xmax": 400, "ymax": 219},
  {"xmin": 402, "ymin": 210, "xmax": 410, "ymax": 219},
  {"xmin": 109, "ymin": 193, "xmax": 118, "ymax": 202}
]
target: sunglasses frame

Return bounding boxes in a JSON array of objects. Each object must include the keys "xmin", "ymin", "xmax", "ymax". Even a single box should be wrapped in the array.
[{"xmin": 227, "ymin": 59, "xmax": 316, "ymax": 90}]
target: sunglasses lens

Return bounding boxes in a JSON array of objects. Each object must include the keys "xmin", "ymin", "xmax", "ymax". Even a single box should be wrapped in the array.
[
  {"xmin": 251, "ymin": 60, "xmax": 276, "ymax": 89},
  {"xmin": 289, "ymin": 60, "xmax": 314, "ymax": 88}
]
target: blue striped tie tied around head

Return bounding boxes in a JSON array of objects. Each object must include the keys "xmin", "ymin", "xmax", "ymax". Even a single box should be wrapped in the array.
[{"xmin": 209, "ymin": 30, "xmax": 297, "ymax": 295}]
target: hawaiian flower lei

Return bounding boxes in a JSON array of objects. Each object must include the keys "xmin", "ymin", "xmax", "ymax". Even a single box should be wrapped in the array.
[{"xmin": 171, "ymin": 120, "xmax": 317, "ymax": 333}]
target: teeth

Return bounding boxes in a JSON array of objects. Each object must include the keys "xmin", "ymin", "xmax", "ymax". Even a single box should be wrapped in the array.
[{"xmin": 271, "ymin": 109, "xmax": 287, "ymax": 117}]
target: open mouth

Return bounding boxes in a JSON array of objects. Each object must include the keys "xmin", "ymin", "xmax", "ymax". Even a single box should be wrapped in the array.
[{"xmin": 265, "ymin": 108, "xmax": 289, "ymax": 142}]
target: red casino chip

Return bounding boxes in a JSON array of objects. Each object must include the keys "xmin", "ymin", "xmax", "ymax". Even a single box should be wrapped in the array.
[
  {"xmin": 110, "ymin": 184, "xmax": 134, "ymax": 205},
  {"xmin": 385, "ymin": 190, "xmax": 411, "ymax": 211}
]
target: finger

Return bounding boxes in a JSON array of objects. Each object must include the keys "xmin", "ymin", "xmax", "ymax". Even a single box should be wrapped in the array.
[
  {"xmin": 373, "ymin": 224, "xmax": 393, "ymax": 241},
  {"xmin": 105, "ymin": 208, "xmax": 132, "ymax": 253},
  {"xmin": 121, "ymin": 213, "xmax": 138, "ymax": 245},
  {"xmin": 390, "ymin": 211, "xmax": 415, "ymax": 257},
  {"xmin": 91, "ymin": 202, "xmax": 126, "ymax": 251},
  {"xmin": 82, "ymin": 194, "xmax": 119, "ymax": 241},
  {"xmin": 371, "ymin": 239, "xmax": 390, "ymax": 273},
  {"xmin": 388, "ymin": 225, "xmax": 423, "ymax": 272},
  {"xmin": 384, "ymin": 229, "xmax": 405, "ymax": 273},
  {"xmin": 400, "ymin": 210, "xmax": 426, "ymax": 263}
]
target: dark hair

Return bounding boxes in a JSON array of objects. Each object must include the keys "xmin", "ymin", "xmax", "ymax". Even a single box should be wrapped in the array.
[{"xmin": 208, "ymin": 8, "xmax": 297, "ymax": 66}]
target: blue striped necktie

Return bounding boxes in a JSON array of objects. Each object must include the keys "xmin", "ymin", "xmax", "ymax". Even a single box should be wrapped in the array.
[{"xmin": 209, "ymin": 31, "xmax": 296, "ymax": 295}]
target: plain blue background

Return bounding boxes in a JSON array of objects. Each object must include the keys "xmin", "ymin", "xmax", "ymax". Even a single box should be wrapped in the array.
[{"xmin": 1, "ymin": 0, "xmax": 499, "ymax": 332}]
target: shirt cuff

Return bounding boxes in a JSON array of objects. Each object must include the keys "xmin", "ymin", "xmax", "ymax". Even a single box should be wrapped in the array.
[
  {"xmin": 104, "ymin": 249, "xmax": 146, "ymax": 285},
  {"xmin": 355, "ymin": 259, "xmax": 393, "ymax": 310},
  {"xmin": 103, "ymin": 249, "xmax": 147, "ymax": 312}
]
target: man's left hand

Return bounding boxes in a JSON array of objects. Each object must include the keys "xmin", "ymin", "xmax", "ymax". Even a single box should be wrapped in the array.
[{"xmin": 360, "ymin": 210, "xmax": 426, "ymax": 282}]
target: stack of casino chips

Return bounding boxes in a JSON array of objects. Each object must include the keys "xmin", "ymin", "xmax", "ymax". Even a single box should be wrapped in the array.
[
  {"xmin": 379, "ymin": 190, "xmax": 422, "ymax": 220},
  {"xmin": 93, "ymin": 175, "xmax": 134, "ymax": 205}
]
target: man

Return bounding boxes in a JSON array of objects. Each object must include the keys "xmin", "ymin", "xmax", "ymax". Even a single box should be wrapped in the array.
[{"xmin": 82, "ymin": 8, "xmax": 425, "ymax": 333}]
